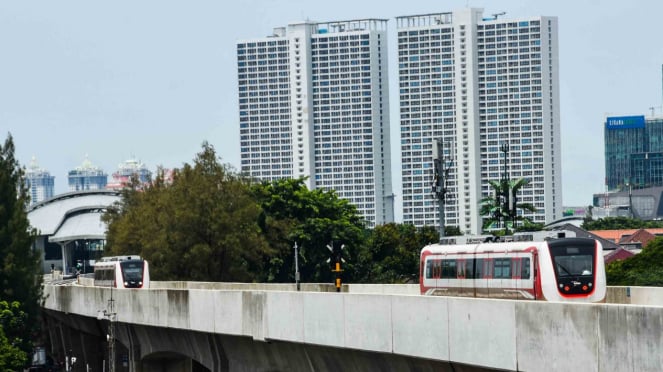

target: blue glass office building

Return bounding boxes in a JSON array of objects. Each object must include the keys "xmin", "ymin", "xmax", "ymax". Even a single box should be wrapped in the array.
[
  {"xmin": 68, "ymin": 156, "xmax": 108, "ymax": 191},
  {"xmin": 605, "ymin": 115, "xmax": 663, "ymax": 190},
  {"xmin": 25, "ymin": 157, "xmax": 55, "ymax": 205}
]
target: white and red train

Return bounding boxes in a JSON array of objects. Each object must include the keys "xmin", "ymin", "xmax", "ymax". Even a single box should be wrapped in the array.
[
  {"xmin": 420, "ymin": 237, "xmax": 606, "ymax": 302},
  {"xmin": 93, "ymin": 255, "xmax": 150, "ymax": 289}
]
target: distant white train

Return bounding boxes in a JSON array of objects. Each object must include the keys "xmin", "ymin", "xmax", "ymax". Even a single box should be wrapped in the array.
[
  {"xmin": 420, "ymin": 237, "xmax": 606, "ymax": 302},
  {"xmin": 93, "ymin": 255, "xmax": 150, "ymax": 289}
]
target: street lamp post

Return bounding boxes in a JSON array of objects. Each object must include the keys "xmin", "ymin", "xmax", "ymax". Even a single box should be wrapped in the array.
[
  {"xmin": 500, "ymin": 142, "xmax": 510, "ymax": 235},
  {"xmin": 293, "ymin": 242, "xmax": 300, "ymax": 291}
]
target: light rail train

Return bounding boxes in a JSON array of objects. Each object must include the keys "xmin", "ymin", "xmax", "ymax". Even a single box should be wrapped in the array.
[
  {"xmin": 420, "ymin": 237, "xmax": 606, "ymax": 302},
  {"xmin": 93, "ymin": 255, "xmax": 150, "ymax": 289}
]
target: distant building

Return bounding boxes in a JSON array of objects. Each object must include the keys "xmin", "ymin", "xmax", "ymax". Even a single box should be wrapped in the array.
[
  {"xmin": 397, "ymin": 9, "xmax": 562, "ymax": 234},
  {"xmin": 106, "ymin": 159, "xmax": 152, "ymax": 189},
  {"xmin": 237, "ymin": 18, "xmax": 394, "ymax": 227},
  {"xmin": 25, "ymin": 156, "xmax": 55, "ymax": 205},
  {"xmin": 592, "ymin": 186, "xmax": 663, "ymax": 220},
  {"xmin": 68, "ymin": 156, "xmax": 107, "ymax": 191},
  {"xmin": 604, "ymin": 115, "xmax": 663, "ymax": 191}
]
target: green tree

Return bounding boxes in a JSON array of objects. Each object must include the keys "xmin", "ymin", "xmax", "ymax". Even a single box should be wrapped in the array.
[
  {"xmin": 251, "ymin": 178, "xmax": 366, "ymax": 283},
  {"xmin": 354, "ymin": 224, "xmax": 442, "ymax": 284},
  {"xmin": 606, "ymin": 237, "xmax": 663, "ymax": 286},
  {"xmin": 104, "ymin": 142, "xmax": 271, "ymax": 282},
  {"xmin": 581, "ymin": 216, "xmax": 663, "ymax": 230},
  {"xmin": 0, "ymin": 134, "xmax": 42, "ymax": 367},
  {"xmin": 0, "ymin": 300, "xmax": 29, "ymax": 371},
  {"xmin": 479, "ymin": 178, "xmax": 536, "ymax": 233}
]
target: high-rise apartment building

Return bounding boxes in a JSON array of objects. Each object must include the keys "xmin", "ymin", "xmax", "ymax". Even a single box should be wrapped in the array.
[
  {"xmin": 397, "ymin": 9, "xmax": 562, "ymax": 234},
  {"xmin": 237, "ymin": 19, "xmax": 394, "ymax": 226},
  {"xmin": 605, "ymin": 115, "xmax": 663, "ymax": 190},
  {"xmin": 106, "ymin": 159, "xmax": 152, "ymax": 189},
  {"xmin": 25, "ymin": 156, "xmax": 55, "ymax": 205},
  {"xmin": 68, "ymin": 156, "xmax": 107, "ymax": 191}
]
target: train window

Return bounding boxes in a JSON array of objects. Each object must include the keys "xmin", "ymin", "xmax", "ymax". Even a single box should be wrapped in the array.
[
  {"xmin": 494, "ymin": 258, "xmax": 511, "ymax": 279},
  {"xmin": 550, "ymin": 246, "xmax": 594, "ymax": 278},
  {"xmin": 465, "ymin": 260, "xmax": 474, "ymax": 278},
  {"xmin": 483, "ymin": 259, "xmax": 493, "ymax": 278},
  {"xmin": 548, "ymin": 240, "xmax": 596, "ymax": 279},
  {"xmin": 442, "ymin": 260, "xmax": 456, "ymax": 279},
  {"xmin": 474, "ymin": 258, "xmax": 483, "ymax": 278},
  {"xmin": 426, "ymin": 259, "xmax": 443, "ymax": 279},
  {"xmin": 121, "ymin": 261, "xmax": 144, "ymax": 281},
  {"xmin": 521, "ymin": 257, "xmax": 531, "ymax": 279}
]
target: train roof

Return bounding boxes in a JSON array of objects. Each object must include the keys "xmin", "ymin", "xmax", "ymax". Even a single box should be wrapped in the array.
[
  {"xmin": 422, "ymin": 240, "xmax": 547, "ymax": 255},
  {"xmin": 99, "ymin": 255, "xmax": 142, "ymax": 262}
]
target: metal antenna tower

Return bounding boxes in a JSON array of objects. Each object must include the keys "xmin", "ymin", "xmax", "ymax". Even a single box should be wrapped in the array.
[
  {"xmin": 107, "ymin": 291, "xmax": 116, "ymax": 372},
  {"xmin": 98, "ymin": 286, "xmax": 117, "ymax": 372},
  {"xmin": 433, "ymin": 139, "xmax": 453, "ymax": 238}
]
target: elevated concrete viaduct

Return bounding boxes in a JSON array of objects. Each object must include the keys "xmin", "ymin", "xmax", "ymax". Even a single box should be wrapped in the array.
[{"xmin": 42, "ymin": 282, "xmax": 663, "ymax": 371}]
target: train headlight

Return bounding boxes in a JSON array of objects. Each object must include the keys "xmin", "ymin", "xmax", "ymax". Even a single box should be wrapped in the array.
[
  {"xmin": 124, "ymin": 281, "xmax": 128, "ymax": 286},
  {"xmin": 139, "ymin": 281, "xmax": 143, "ymax": 286},
  {"xmin": 559, "ymin": 283, "xmax": 563, "ymax": 288},
  {"xmin": 588, "ymin": 283, "xmax": 592, "ymax": 287}
]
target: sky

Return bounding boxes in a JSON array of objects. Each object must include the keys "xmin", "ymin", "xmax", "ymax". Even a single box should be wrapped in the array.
[{"xmin": 1, "ymin": 0, "xmax": 662, "ymax": 219}]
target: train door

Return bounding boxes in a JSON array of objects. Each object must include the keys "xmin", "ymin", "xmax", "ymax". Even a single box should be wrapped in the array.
[
  {"xmin": 475, "ymin": 254, "xmax": 492, "ymax": 298},
  {"xmin": 492, "ymin": 256, "xmax": 511, "ymax": 298},
  {"xmin": 425, "ymin": 257, "xmax": 443, "ymax": 295},
  {"xmin": 511, "ymin": 257, "xmax": 523, "ymax": 299},
  {"xmin": 456, "ymin": 258, "xmax": 472, "ymax": 297},
  {"xmin": 532, "ymin": 252, "xmax": 540, "ymax": 300}
]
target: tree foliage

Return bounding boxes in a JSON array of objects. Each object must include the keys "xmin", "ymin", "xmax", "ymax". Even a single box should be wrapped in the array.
[
  {"xmin": 0, "ymin": 134, "xmax": 42, "ymax": 368},
  {"xmin": 103, "ymin": 144, "xmax": 470, "ymax": 285},
  {"xmin": 480, "ymin": 178, "xmax": 537, "ymax": 233},
  {"xmin": 606, "ymin": 237, "xmax": 663, "ymax": 286},
  {"xmin": 581, "ymin": 216, "xmax": 663, "ymax": 230},
  {"xmin": 104, "ymin": 142, "xmax": 271, "ymax": 282},
  {"xmin": 354, "ymin": 224, "xmax": 440, "ymax": 283},
  {"xmin": 0, "ymin": 300, "xmax": 29, "ymax": 371},
  {"xmin": 251, "ymin": 178, "xmax": 366, "ymax": 283}
]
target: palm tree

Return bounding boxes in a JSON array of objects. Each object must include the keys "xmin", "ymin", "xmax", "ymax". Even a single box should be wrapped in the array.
[{"xmin": 480, "ymin": 178, "xmax": 537, "ymax": 233}]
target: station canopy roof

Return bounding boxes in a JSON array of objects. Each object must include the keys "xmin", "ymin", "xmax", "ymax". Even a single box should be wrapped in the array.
[{"xmin": 27, "ymin": 190, "xmax": 122, "ymax": 241}]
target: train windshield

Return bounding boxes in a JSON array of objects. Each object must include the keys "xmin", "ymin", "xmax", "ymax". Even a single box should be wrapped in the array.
[
  {"xmin": 548, "ymin": 241, "xmax": 595, "ymax": 278},
  {"xmin": 120, "ymin": 261, "xmax": 144, "ymax": 281}
]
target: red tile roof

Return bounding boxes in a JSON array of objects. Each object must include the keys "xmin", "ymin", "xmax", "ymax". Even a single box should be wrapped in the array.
[
  {"xmin": 620, "ymin": 229, "xmax": 657, "ymax": 246},
  {"xmin": 590, "ymin": 228, "xmax": 663, "ymax": 244},
  {"xmin": 604, "ymin": 247, "xmax": 636, "ymax": 264}
]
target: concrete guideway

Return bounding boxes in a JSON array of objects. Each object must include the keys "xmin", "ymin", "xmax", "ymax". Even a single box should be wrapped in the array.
[{"xmin": 43, "ymin": 283, "xmax": 663, "ymax": 371}]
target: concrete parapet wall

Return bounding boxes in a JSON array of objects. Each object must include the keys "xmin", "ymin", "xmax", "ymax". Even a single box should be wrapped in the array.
[
  {"xmin": 607, "ymin": 286, "xmax": 663, "ymax": 306},
  {"xmin": 43, "ymin": 284, "xmax": 663, "ymax": 371},
  {"xmin": 149, "ymin": 281, "xmax": 419, "ymax": 294}
]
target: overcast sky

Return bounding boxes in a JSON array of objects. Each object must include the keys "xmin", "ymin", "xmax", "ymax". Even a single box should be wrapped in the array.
[{"xmin": 2, "ymin": 0, "xmax": 662, "ymax": 218}]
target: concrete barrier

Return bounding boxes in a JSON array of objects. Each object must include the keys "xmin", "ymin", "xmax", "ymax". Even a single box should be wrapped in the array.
[
  {"xmin": 43, "ymin": 284, "xmax": 663, "ymax": 371},
  {"xmin": 607, "ymin": 286, "xmax": 663, "ymax": 306}
]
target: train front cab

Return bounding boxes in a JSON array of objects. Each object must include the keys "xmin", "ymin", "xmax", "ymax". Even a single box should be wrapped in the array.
[
  {"xmin": 540, "ymin": 238, "xmax": 606, "ymax": 302},
  {"xmin": 118, "ymin": 259, "xmax": 149, "ymax": 289}
]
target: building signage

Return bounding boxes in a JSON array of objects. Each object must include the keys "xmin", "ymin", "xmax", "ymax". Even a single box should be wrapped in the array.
[{"xmin": 606, "ymin": 115, "xmax": 645, "ymax": 130}]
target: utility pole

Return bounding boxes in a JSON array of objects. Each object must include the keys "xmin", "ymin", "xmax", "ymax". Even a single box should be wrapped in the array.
[
  {"xmin": 294, "ymin": 242, "xmax": 300, "ymax": 291},
  {"xmin": 433, "ymin": 139, "xmax": 452, "ymax": 239},
  {"xmin": 500, "ymin": 142, "xmax": 510, "ymax": 235},
  {"xmin": 108, "ymin": 293, "xmax": 116, "ymax": 372},
  {"xmin": 98, "ymin": 286, "xmax": 116, "ymax": 372},
  {"xmin": 628, "ymin": 183, "xmax": 633, "ymax": 218}
]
